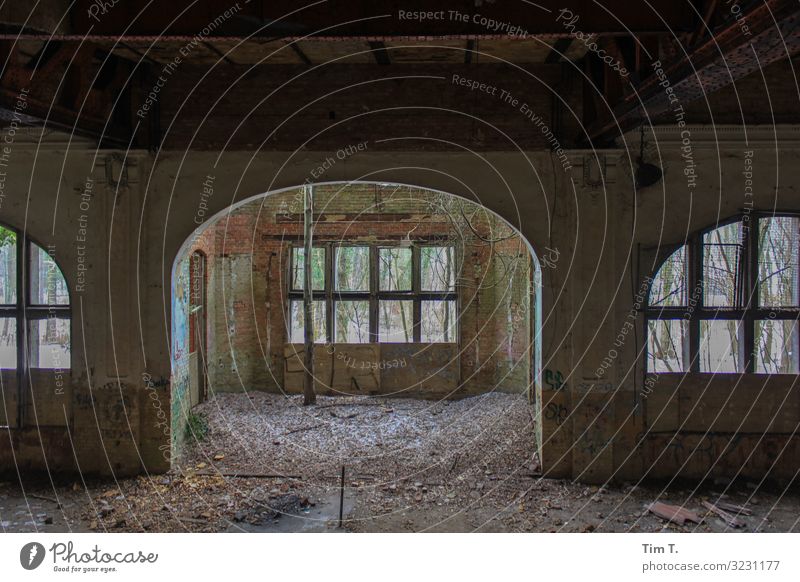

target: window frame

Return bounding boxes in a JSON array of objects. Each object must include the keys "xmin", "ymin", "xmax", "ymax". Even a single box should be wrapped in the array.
[
  {"xmin": 645, "ymin": 212, "xmax": 800, "ymax": 374},
  {"xmin": 288, "ymin": 242, "xmax": 458, "ymax": 344},
  {"xmin": 0, "ymin": 225, "xmax": 72, "ymax": 428}
]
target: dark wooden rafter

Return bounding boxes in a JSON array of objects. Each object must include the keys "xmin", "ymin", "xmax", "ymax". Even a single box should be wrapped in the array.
[
  {"xmin": 287, "ymin": 41, "xmax": 312, "ymax": 65},
  {"xmin": 687, "ymin": 0, "xmax": 719, "ymax": 48},
  {"xmin": 545, "ymin": 38, "xmax": 573, "ymax": 64},
  {"xmin": 613, "ymin": 36, "xmax": 637, "ymax": 74},
  {"xmin": 26, "ymin": 40, "xmax": 63, "ymax": 70},
  {"xmin": 368, "ymin": 41, "xmax": 391, "ymax": 65},
  {"xmin": 464, "ymin": 39, "xmax": 474, "ymax": 64},
  {"xmin": 0, "ymin": 40, "xmax": 137, "ymax": 146},
  {"xmin": 118, "ymin": 40, "xmax": 160, "ymax": 66},
  {"xmin": 203, "ymin": 41, "xmax": 235, "ymax": 65},
  {"xmin": 634, "ymin": 36, "xmax": 660, "ymax": 83},
  {"xmin": 588, "ymin": 0, "xmax": 800, "ymax": 143}
]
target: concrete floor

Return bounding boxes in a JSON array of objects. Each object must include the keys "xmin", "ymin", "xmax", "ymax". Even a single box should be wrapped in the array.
[{"xmin": 2, "ymin": 392, "xmax": 799, "ymax": 533}]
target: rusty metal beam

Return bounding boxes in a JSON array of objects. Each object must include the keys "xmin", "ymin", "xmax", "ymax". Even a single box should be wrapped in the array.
[{"xmin": 588, "ymin": 0, "xmax": 800, "ymax": 143}]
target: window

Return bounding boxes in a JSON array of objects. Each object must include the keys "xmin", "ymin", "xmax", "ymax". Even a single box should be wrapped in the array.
[
  {"xmin": 0, "ymin": 226, "xmax": 71, "ymax": 371},
  {"xmin": 646, "ymin": 214, "xmax": 799, "ymax": 374},
  {"xmin": 291, "ymin": 247, "xmax": 325, "ymax": 291},
  {"xmin": 287, "ymin": 244, "xmax": 457, "ymax": 343}
]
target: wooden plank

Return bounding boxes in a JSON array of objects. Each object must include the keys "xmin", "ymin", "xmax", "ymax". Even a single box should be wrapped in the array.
[{"xmin": 648, "ymin": 502, "xmax": 702, "ymax": 525}]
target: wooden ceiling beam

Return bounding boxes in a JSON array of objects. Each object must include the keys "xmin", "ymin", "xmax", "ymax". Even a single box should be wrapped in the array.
[
  {"xmin": 464, "ymin": 39, "xmax": 474, "ymax": 64},
  {"xmin": 60, "ymin": 0, "xmax": 696, "ymax": 38},
  {"xmin": 545, "ymin": 38, "xmax": 573, "ymax": 64},
  {"xmin": 587, "ymin": 0, "xmax": 800, "ymax": 144},
  {"xmin": 368, "ymin": 41, "xmax": 391, "ymax": 65}
]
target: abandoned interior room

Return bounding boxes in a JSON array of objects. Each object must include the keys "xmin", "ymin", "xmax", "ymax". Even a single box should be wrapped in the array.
[{"xmin": 1, "ymin": 0, "xmax": 800, "ymax": 534}]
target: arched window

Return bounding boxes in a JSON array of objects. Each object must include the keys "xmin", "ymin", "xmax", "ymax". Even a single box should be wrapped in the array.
[
  {"xmin": 0, "ymin": 224, "xmax": 71, "ymax": 374},
  {"xmin": 646, "ymin": 214, "xmax": 799, "ymax": 374}
]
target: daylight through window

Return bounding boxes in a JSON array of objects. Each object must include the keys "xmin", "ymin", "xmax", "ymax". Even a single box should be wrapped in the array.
[
  {"xmin": 288, "ymin": 243, "xmax": 457, "ymax": 343},
  {"xmin": 646, "ymin": 215, "xmax": 799, "ymax": 374}
]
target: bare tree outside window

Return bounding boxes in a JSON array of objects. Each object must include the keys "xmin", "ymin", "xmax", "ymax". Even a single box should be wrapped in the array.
[
  {"xmin": 335, "ymin": 301, "xmax": 369, "ymax": 342},
  {"xmin": 649, "ymin": 246, "xmax": 686, "ymax": 307},
  {"xmin": 646, "ymin": 214, "xmax": 800, "ymax": 375},
  {"xmin": 379, "ymin": 248, "xmax": 412, "ymax": 291},
  {"xmin": 336, "ymin": 247, "xmax": 369, "ymax": 292},
  {"xmin": 288, "ymin": 243, "xmax": 457, "ymax": 345},
  {"xmin": 647, "ymin": 319, "xmax": 687, "ymax": 372}
]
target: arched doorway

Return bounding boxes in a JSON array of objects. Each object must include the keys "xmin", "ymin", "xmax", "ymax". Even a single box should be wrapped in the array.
[{"xmin": 169, "ymin": 182, "xmax": 543, "ymax": 530}]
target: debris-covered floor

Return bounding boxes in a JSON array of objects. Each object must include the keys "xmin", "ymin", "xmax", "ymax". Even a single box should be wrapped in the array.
[{"xmin": 2, "ymin": 392, "xmax": 799, "ymax": 533}]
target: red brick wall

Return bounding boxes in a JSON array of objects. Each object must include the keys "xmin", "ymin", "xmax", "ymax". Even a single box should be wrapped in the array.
[{"xmin": 182, "ymin": 183, "xmax": 534, "ymax": 397}]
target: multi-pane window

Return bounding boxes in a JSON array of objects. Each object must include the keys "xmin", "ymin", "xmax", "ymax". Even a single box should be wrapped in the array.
[
  {"xmin": 0, "ymin": 224, "xmax": 71, "ymax": 373},
  {"xmin": 646, "ymin": 214, "xmax": 799, "ymax": 374},
  {"xmin": 288, "ymin": 243, "xmax": 457, "ymax": 343}
]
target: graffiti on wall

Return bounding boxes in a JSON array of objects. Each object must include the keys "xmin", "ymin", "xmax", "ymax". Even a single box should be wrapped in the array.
[{"xmin": 544, "ymin": 368, "xmax": 566, "ymax": 391}]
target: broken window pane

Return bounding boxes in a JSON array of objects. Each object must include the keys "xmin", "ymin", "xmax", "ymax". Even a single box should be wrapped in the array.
[
  {"xmin": 699, "ymin": 319, "xmax": 742, "ymax": 373},
  {"xmin": 755, "ymin": 319, "xmax": 799, "ymax": 374},
  {"xmin": 335, "ymin": 301, "xmax": 369, "ymax": 343},
  {"xmin": 758, "ymin": 216, "xmax": 799, "ymax": 307},
  {"xmin": 421, "ymin": 300, "xmax": 456, "ymax": 342},
  {"xmin": 291, "ymin": 247, "xmax": 325, "ymax": 291},
  {"xmin": 646, "ymin": 319, "xmax": 687, "ymax": 372},
  {"xmin": 421, "ymin": 246, "xmax": 455, "ymax": 292},
  {"xmin": 379, "ymin": 248, "xmax": 412, "ymax": 291},
  {"xmin": 378, "ymin": 300, "xmax": 412, "ymax": 342},
  {"xmin": 0, "ymin": 226, "xmax": 16, "ymax": 305},
  {"xmin": 703, "ymin": 222, "xmax": 743, "ymax": 307},
  {"xmin": 0, "ymin": 318, "xmax": 16, "ymax": 369},
  {"xmin": 649, "ymin": 246, "xmax": 687, "ymax": 307},
  {"xmin": 29, "ymin": 318, "xmax": 70, "ymax": 369},
  {"xmin": 335, "ymin": 246, "xmax": 369, "ymax": 292},
  {"xmin": 289, "ymin": 299, "xmax": 327, "ymax": 343},
  {"xmin": 30, "ymin": 243, "xmax": 69, "ymax": 305}
]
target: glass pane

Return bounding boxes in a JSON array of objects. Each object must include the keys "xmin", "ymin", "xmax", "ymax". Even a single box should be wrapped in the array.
[
  {"xmin": 30, "ymin": 244, "xmax": 69, "ymax": 305},
  {"xmin": 291, "ymin": 247, "xmax": 325, "ymax": 291},
  {"xmin": 0, "ymin": 226, "xmax": 16, "ymax": 304},
  {"xmin": 758, "ymin": 216, "xmax": 799, "ymax": 307},
  {"xmin": 649, "ymin": 246, "xmax": 687, "ymax": 307},
  {"xmin": 646, "ymin": 319, "xmax": 687, "ymax": 372},
  {"xmin": 379, "ymin": 248, "xmax": 412, "ymax": 291},
  {"xmin": 289, "ymin": 299, "xmax": 326, "ymax": 343},
  {"xmin": 334, "ymin": 301, "xmax": 369, "ymax": 343},
  {"xmin": 0, "ymin": 318, "xmax": 16, "ymax": 369},
  {"xmin": 699, "ymin": 319, "xmax": 742, "ymax": 373},
  {"xmin": 378, "ymin": 300, "xmax": 413, "ymax": 342},
  {"xmin": 703, "ymin": 222, "xmax": 743, "ymax": 307},
  {"xmin": 421, "ymin": 300, "xmax": 456, "ymax": 342},
  {"xmin": 335, "ymin": 246, "xmax": 369, "ymax": 292},
  {"xmin": 755, "ymin": 319, "xmax": 799, "ymax": 374},
  {"xmin": 421, "ymin": 246, "xmax": 455, "ymax": 292},
  {"xmin": 29, "ymin": 318, "xmax": 70, "ymax": 369}
]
